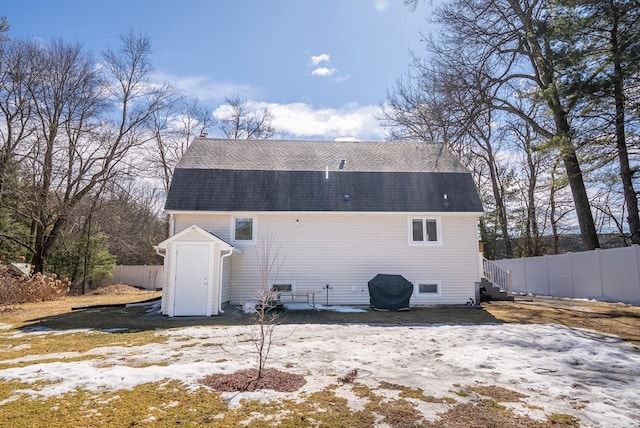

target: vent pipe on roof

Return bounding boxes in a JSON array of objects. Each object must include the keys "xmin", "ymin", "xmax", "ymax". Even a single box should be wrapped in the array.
[
  {"xmin": 325, "ymin": 166, "xmax": 329, "ymax": 180},
  {"xmin": 199, "ymin": 132, "xmax": 208, "ymax": 137}
]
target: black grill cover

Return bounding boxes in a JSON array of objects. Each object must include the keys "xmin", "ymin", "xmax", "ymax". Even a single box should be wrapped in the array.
[{"xmin": 367, "ymin": 274, "xmax": 413, "ymax": 311}]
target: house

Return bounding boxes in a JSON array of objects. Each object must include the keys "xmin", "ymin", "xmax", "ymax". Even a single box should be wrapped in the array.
[{"xmin": 155, "ymin": 138, "xmax": 484, "ymax": 316}]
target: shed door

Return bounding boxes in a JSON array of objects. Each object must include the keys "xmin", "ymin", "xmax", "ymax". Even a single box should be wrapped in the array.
[{"xmin": 174, "ymin": 243, "xmax": 210, "ymax": 316}]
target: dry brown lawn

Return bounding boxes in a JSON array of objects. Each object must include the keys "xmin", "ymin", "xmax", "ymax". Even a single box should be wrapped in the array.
[
  {"xmin": 483, "ymin": 297, "xmax": 640, "ymax": 347},
  {"xmin": 2, "ymin": 287, "xmax": 639, "ymax": 349}
]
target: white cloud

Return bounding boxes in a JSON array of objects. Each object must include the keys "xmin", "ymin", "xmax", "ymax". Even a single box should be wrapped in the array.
[
  {"xmin": 311, "ymin": 67, "xmax": 336, "ymax": 77},
  {"xmin": 374, "ymin": 0, "xmax": 389, "ymax": 11},
  {"xmin": 310, "ymin": 54, "xmax": 330, "ymax": 65},
  {"xmin": 153, "ymin": 72, "xmax": 259, "ymax": 102},
  {"xmin": 257, "ymin": 101, "xmax": 386, "ymax": 141},
  {"xmin": 150, "ymin": 72, "xmax": 385, "ymax": 140}
]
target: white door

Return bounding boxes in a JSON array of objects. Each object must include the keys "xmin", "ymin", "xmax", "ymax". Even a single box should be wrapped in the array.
[{"xmin": 173, "ymin": 244, "xmax": 210, "ymax": 316}]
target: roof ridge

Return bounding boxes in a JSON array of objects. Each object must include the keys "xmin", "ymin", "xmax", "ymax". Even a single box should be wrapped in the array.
[{"xmin": 175, "ymin": 138, "xmax": 468, "ymax": 174}]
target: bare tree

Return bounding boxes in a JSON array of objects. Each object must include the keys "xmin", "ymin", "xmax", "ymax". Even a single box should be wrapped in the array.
[
  {"xmin": 0, "ymin": 17, "xmax": 8, "ymax": 42},
  {"xmin": 383, "ymin": 54, "xmax": 517, "ymax": 257},
  {"xmin": 548, "ymin": 161, "xmax": 574, "ymax": 254},
  {"xmin": 509, "ymin": 117, "xmax": 548, "ymax": 257},
  {"xmin": 249, "ymin": 232, "xmax": 286, "ymax": 379},
  {"xmin": 0, "ymin": 38, "xmax": 36, "ymax": 206},
  {"xmin": 147, "ymin": 97, "xmax": 214, "ymax": 194},
  {"xmin": 217, "ymin": 95, "xmax": 276, "ymax": 140},
  {"xmin": 92, "ymin": 179, "xmax": 166, "ymax": 266},
  {"xmin": 23, "ymin": 38, "xmax": 106, "ymax": 274},
  {"xmin": 381, "ymin": 74, "xmax": 458, "ymax": 145},
  {"xmin": 402, "ymin": 0, "xmax": 601, "ymax": 250},
  {"xmin": 22, "ymin": 32, "xmax": 171, "ymax": 273}
]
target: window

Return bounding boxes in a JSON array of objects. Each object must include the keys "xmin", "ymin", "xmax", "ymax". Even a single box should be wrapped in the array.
[
  {"xmin": 418, "ymin": 283, "xmax": 439, "ymax": 294},
  {"xmin": 409, "ymin": 217, "xmax": 440, "ymax": 244},
  {"xmin": 271, "ymin": 283, "xmax": 293, "ymax": 292},
  {"xmin": 233, "ymin": 216, "xmax": 255, "ymax": 242},
  {"xmin": 271, "ymin": 283, "xmax": 296, "ymax": 302}
]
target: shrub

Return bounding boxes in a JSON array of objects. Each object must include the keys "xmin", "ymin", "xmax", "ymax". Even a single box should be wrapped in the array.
[{"xmin": 0, "ymin": 268, "xmax": 70, "ymax": 305}]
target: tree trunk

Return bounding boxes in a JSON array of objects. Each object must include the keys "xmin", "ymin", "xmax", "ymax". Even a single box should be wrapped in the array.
[
  {"xmin": 30, "ymin": 215, "xmax": 68, "ymax": 274},
  {"xmin": 614, "ymin": 90, "xmax": 640, "ymax": 244},
  {"xmin": 82, "ymin": 213, "xmax": 92, "ymax": 294},
  {"xmin": 610, "ymin": 5, "xmax": 640, "ymax": 244},
  {"xmin": 561, "ymin": 150, "xmax": 600, "ymax": 250},
  {"xmin": 550, "ymin": 169, "xmax": 561, "ymax": 255},
  {"xmin": 0, "ymin": 152, "xmax": 8, "ymax": 205},
  {"xmin": 525, "ymin": 143, "xmax": 541, "ymax": 256},
  {"xmin": 505, "ymin": 0, "xmax": 600, "ymax": 250},
  {"xmin": 555, "ymin": 113, "xmax": 600, "ymax": 250},
  {"xmin": 488, "ymin": 157, "xmax": 512, "ymax": 258}
]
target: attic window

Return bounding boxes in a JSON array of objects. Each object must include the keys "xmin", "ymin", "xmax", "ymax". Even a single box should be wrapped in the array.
[{"xmin": 339, "ymin": 159, "xmax": 346, "ymax": 169}]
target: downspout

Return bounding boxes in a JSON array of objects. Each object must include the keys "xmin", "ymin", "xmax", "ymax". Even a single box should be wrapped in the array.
[
  {"xmin": 154, "ymin": 246, "xmax": 165, "ymax": 259},
  {"xmin": 218, "ymin": 247, "xmax": 234, "ymax": 314},
  {"xmin": 168, "ymin": 213, "xmax": 175, "ymax": 236},
  {"xmin": 154, "ymin": 246, "xmax": 166, "ymax": 314}
]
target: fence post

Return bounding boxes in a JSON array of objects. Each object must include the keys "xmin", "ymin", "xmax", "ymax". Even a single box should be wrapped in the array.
[
  {"xmin": 521, "ymin": 257, "xmax": 527, "ymax": 295},
  {"xmin": 545, "ymin": 255, "xmax": 551, "ymax": 296},
  {"xmin": 596, "ymin": 249, "xmax": 604, "ymax": 299},
  {"xmin": 568, "ymin": 253, "xmax": 575, "ymax": 299},
  {"xmin": 635, "ymin": 245, "xmax": 640, "ymax": 302}
]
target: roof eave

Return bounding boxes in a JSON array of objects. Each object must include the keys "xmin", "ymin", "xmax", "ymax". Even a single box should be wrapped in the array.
[{"xmin": 164, "ymin": 209, "xmax": 486, "ymax": 216}]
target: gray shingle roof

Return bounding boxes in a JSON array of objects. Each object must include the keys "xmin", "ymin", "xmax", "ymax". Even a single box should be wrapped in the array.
[
  {"xmin": 176, "ymin": 138, "xmax": 470, "ymax": 173},
  {"xmin": 166, "ymin": 138, "xmax": 484, "ymax": 213}
]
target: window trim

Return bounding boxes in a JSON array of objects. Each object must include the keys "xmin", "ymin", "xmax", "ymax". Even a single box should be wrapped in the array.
[
  {"xmin": 231, "ymin": 215, "xmax": 257, "ymax": 244},
  {"xmin": 415, "ymin": 281, "xmax": 442, "ymax": 297},
  {"xmin": 270, "ymin": 282, "xmax": 296, "ymax": 293},
  {"xmin": 270, "ymin": 282, "xmax": 297, "ymax": 303},
  {"xmin": 408, "ymin": 216, "xmax": 442, "ymax": 245}
]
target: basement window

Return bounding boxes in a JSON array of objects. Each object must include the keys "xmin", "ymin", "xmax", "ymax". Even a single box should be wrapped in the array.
[
  {"xmin": 271, "ymin": 283, "xmax": 296, "ymax": 302},
  {"xmin": 408, "ymin": 217, "xmax": 441, "ymax": 245},
  {"xmin": 271, "ymin": 283, "xmax": 294, "ymax": 292},
  {"xmin": 417, "ymin": 282, "xmax": 440, "ymax": 295}
]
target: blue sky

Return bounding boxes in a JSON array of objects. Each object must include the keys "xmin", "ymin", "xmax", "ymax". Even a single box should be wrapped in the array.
[{"xmin": 3, "ymin": 1, "xmax": 432, "ymax": 140}]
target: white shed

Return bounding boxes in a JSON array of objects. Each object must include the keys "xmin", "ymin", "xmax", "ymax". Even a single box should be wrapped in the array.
[{"xmin": 155, "ymin": 225, "xmax": 235, "ymax": 316}]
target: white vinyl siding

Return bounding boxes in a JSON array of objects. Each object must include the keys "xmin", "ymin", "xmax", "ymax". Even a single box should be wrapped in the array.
[{"xmin": 172, "ymin": 212, "xmax": 480, "ymax": 306}]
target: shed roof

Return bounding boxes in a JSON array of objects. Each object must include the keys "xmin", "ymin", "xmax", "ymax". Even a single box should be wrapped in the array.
[
  {"xmin": 166, "ymin": 138, "xmax": 483, "ymax": 213},
  {"xmin": 155, "ymin": 224, "xmax": 234, "ymax": 250}
]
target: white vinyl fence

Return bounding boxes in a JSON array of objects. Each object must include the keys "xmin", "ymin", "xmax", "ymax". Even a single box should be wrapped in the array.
[
  {"xmin": 99, "ymin": 265, "xmax": 163, "ymax": 290},
  {"xmin": 492, "ymin": 245, "xmax": 640, "ymax": 304}
]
